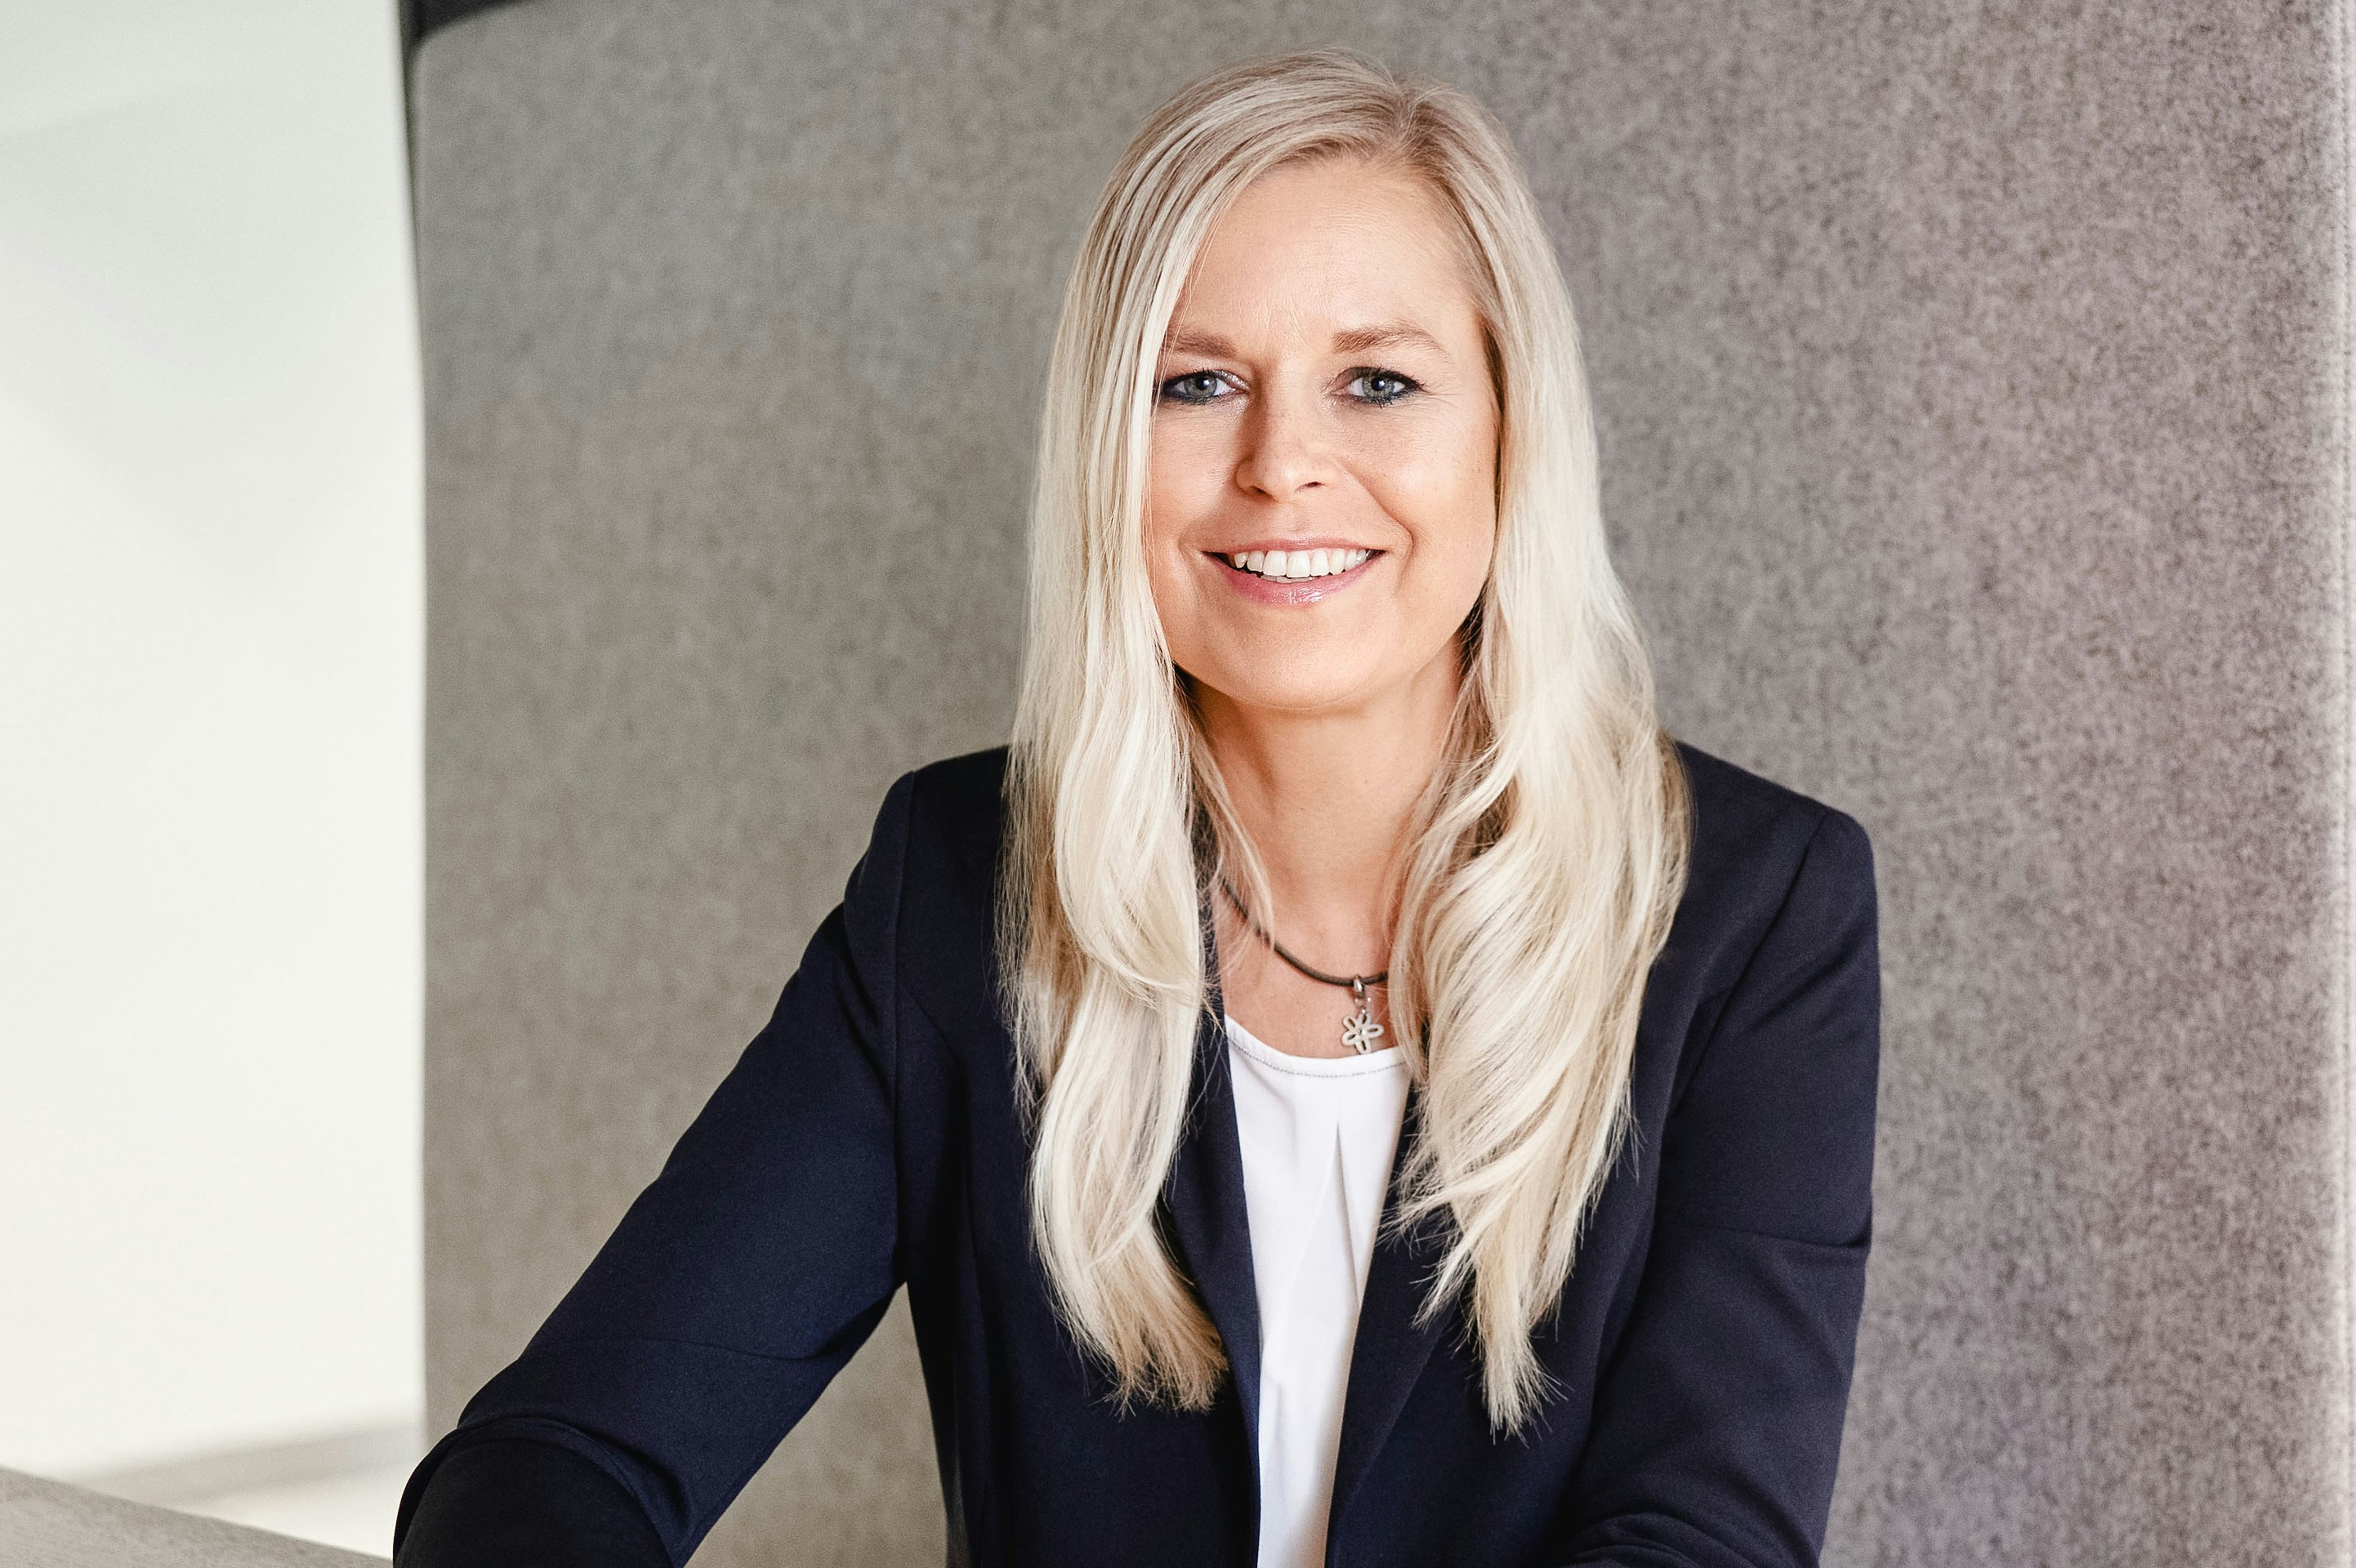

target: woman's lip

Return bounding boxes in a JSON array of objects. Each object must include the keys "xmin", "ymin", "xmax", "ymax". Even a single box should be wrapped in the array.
[
  {"xmin": 1208, "ymin": 548, "xmax": 1379, "ymax": 604},
  {"xmin": 1215, "ymin": 539, "xmax": 1375, "ymax": 555}
]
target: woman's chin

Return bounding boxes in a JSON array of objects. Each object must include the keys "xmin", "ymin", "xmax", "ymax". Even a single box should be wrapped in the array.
[{"xmin": 1187, "ymin": 663, "xmax": 1401, "ymax": 721}]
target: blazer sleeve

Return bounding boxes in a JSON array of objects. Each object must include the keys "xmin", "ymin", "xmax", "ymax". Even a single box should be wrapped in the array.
[
  {"xmin": 1552, "ymin": 806, "xmax": 1881, "ymax": 1568},
  {"xmin": 393, "ymin": 771, "xmax": 918, "ymax": 1567}
]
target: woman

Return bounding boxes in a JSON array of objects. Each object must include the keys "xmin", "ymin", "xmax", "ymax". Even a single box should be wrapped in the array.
[{"xmin": 395, "ymin": 48, "xmax": 1878, "ymax": 1568}]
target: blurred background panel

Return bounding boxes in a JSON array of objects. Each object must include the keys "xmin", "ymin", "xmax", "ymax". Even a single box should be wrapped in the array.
[
  {"xmin": 0, "ymin": 0, "xmax": 422, "ymax": 1552},
  {"xmin": 411, "ymin": 2, "xmax": 2353, "ymax": 1566}
]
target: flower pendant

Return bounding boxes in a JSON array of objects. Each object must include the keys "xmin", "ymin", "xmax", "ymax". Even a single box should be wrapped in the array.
[{"xmin": 1341, "ymin": 977, "xmax": 1385, "ymax": 1054}]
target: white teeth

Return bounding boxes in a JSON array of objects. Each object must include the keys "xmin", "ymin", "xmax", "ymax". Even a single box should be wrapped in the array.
[{"xmin": 1230, "ymin": 547, "xmax": 1372, "ymax": 581}]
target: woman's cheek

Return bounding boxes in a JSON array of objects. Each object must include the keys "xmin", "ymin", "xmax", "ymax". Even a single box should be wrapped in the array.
[
  {"xmin": 1153, "ymin": 416, "xmax": 1236, "ymax": 491},
  {"xmin": 1367, "ymin": 466, "xmax": 1488, "ymax": 560}
]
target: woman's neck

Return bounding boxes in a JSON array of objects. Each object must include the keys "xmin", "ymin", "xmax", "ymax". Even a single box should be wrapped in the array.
[{"xmin": 1196, "ymin": 646, "xmax": 1461, "ymax": 971}]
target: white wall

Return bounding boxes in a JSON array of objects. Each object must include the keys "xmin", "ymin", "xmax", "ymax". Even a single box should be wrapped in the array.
[{"xmin": 0, "ymin": 0, "xmax": 422, "ymax": 1478}]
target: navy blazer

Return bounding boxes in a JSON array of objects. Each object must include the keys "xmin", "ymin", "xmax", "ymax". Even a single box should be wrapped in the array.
[{"xmin": 395, "ymin": 742, "xmax": 1880, "ymax": 1568}]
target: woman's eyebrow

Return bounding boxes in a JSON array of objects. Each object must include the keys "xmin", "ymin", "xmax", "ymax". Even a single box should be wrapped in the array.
[
  {"xmin": 1331, "ymin": 323, "xmax": 1444, "ymax": 355},
  {"xmin": 1158, "ymin": 323, "xmax": 1448, "ymax": 359},
  {"xmin": 1161, "ymin": 327, "xmax": 1238, "ymax": 359}
]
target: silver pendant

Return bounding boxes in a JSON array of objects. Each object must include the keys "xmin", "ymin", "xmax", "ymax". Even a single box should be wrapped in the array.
[{"xmin": 1341, "ymin": 976, "xmax": 1385, "ymax": 1054}]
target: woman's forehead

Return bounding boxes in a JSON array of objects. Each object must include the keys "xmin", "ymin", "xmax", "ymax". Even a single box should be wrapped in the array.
[{"xmin": 1169, "ymin": 162, "xmax": 1479, "ymax": 352}]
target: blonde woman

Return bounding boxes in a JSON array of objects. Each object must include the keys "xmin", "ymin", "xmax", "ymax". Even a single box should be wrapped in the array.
[{"xmin": 398, "ymin": 49, "xmax": 1879, "ymax": 1568}]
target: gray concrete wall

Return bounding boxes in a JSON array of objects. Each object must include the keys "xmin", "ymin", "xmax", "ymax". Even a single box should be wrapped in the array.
[{"xmin": 411, "ymin": 3, "xmax": 2353, "ymax": 1562}]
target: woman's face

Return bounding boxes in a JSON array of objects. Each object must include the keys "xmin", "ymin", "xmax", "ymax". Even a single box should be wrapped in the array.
[{"xmin": 1145, "ymin": 155, "xmax": 1499, "ymax": 720}]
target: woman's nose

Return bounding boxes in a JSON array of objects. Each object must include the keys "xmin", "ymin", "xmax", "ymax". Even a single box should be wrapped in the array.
[{"xmin": 1234, "ymin": 391, "xmax": 1335, "ymax": 501}]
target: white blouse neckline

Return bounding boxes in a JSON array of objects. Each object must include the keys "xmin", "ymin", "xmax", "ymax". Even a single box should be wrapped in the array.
[{"xmin": 1223, "ymin": 1012, "xmax": 1405, "ymax": 1076}]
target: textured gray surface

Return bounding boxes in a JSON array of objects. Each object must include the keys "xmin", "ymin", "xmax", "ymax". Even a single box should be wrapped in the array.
[
  {"xmin": 0, "ymin": 1468, "xmax": 384, "ymax": 1568},
  {"xmin": 413, "ymin": 2, "xmax": 2353, "ymax": 1564}
]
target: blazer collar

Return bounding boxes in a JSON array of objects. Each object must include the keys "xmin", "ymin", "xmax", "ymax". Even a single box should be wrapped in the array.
[{"xmin": 1158, "ymin": 898, "xmax": 1455, "ymax": 1539}]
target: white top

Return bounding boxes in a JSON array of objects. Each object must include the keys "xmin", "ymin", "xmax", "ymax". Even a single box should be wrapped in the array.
[{"xmin": 1224, "ymin": 1013, "xmax": 1412, "ymax": 1568}]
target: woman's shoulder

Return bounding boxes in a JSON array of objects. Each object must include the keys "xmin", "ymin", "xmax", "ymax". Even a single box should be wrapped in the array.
[
  {"xmin": 892, "ymin": 744, "xmax": 1011, "ymax": 879},
  {"xmin": 1664, "ymin": 739, "xmax": 1876, "ymax": 987},
  {"xmin": 841, "ymin": 746, "xmax": 1010, "ymax": 1027},
  {"xmin": 1675, "ymin": 737, "xmax": 1872, "ymax": 868},
  {"xmin": 837, "ymin": 746, "xmax": 1008, "ymax": 906},
  {"xmin": 852, "ymin": 739, "xmax": 1876, "ymax": 1023}
]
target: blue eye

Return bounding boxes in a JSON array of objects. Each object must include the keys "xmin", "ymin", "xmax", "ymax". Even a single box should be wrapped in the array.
[
  {"xmin": 1159, "ymin": 371, "xmax": 1231, "ymax": 404},
  {"xmin": 1347, "ymin": 368, "xmax": 1420, "ymax": 405}
]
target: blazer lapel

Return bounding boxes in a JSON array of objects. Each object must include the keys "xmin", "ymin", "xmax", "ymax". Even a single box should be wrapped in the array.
[
  {"xmin": 1160, "ymin": 996, "xmax": 1265, "ymax": 1445},
  {"xmin": 1159, "ymin": 888, "xmax": 1453, "ymax": 1534},
  {"xmin": 1327, "ymin": 1089, "xmax": 1453, "ymax": 1533}
]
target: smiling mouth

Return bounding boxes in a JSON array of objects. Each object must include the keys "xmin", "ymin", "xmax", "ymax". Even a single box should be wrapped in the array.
[{"xmin": 1220, "ymin": 546, "xmax": 1375, "ymax": 582}]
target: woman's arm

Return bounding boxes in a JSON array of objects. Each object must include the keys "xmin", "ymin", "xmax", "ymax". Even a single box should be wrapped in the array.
[
  {"xmin": 394, "ymin": 773, "xmax": 919, "ymax": 1566},
  {"xmin": 394, "ymin": 1439, "xmax": 667, "ymax": 1566},
  {"xmin": 1552, "ymin": 806, "xmax": 1882, "ymax": 1568}
]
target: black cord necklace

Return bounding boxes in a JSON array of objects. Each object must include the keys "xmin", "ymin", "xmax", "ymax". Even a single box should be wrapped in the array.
[{"xmin": 1216, "ymin": 875, "xmax": 1389, "ymax": 1054}]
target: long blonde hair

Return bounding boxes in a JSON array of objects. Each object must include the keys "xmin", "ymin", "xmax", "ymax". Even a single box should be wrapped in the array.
[{"xmin": 999, "ymin": 48, "xmax": 1690, "ymax": 1435}]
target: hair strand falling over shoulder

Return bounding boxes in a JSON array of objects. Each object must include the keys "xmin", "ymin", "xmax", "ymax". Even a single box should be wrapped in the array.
[{"xmin": 997, "ymin": 47, "xmax": 1690, "ymax": 1434}]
